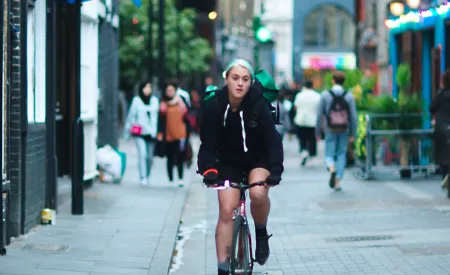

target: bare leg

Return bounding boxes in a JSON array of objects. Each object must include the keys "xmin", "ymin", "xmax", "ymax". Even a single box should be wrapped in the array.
[
  {"xmin": 216, "ymin": 188, "xmax": 240, "ymax": 264},
  {"xmin": 248, "ymin": 168, "xmax": 272, "ymax": 265},
  {"xmin": 248, "ymin": 168, "xmax": 271, "ymax": 226}
]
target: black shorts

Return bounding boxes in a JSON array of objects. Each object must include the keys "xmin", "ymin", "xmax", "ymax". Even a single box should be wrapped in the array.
[{"xmin": 217, "ymin": 158, "xmax": 271, "ymax": 184}]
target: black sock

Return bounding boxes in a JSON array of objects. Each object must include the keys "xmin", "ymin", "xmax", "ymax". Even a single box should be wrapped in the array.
[{"xmin": 255, "ymin": 224, "xmax": 267, "ymax": 236}]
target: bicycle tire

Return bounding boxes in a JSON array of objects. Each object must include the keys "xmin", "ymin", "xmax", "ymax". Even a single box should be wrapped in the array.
[{"xmin": 229, "ymin": 216, "xmax": 252, "ymax": 275}]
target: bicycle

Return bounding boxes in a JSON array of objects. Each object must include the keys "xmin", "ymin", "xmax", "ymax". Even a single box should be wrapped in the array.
[{"xmin": 212, "ymin": 179, "xmax": 266, "ymax": 275}]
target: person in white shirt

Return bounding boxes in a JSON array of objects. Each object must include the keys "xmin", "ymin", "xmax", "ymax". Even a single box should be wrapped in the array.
[{"xmin": 293, "ymin": 80, "xmax": 321, "ymax": 166}]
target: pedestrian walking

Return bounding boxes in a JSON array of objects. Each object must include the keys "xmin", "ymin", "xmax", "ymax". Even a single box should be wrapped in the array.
[
  {"xmin": 293, "ymin": 79, "xmax": 321, "ymax": 166},
  {"xmin": 158, "ymin": 81, "xmax": 188, "ymax": 186},
  {"xmin": 429, "ymin": 68, "xmax": 450, "ymax": 197},
  {"xmin": 273, "ymin": 90, "xmax": 292, "ymax": 140},
  {"xmin": 123, "ymin": 81, "xmax": 160, "ymax": 186},
  {"xmin": 316, "ymin": 71, "xmax": 357, "ymax": 191}
]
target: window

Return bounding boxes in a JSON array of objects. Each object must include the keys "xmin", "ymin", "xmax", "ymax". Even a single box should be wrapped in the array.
[
  {"xmin": 303, "ymin": 9, "xmax": 320, "ymax": 47},
  {"xmin": 27, "ymin": 0, "xmax": 46, "ymax": 123},
  {"xmin": 340, "ymin": 11, "xmax": 356, "ymax": 48},
  {"xmin": 323, "ymin": 5, "xmax": 339, "ymax": 48},
  {"xmin": 303, "ymin": 5, "xmax": 355, "ymax": 49}
]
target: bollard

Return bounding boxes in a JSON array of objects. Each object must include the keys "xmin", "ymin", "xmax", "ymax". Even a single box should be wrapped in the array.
[{"xmin": 71, "ymin": 118, "xmax": 84, "ymax": 215}]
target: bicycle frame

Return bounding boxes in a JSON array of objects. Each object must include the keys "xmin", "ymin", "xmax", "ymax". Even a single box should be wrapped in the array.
[
  {"xmin": 214, "ymin": 180, "xmax": 266, "ymax": 271},
  {"xmin": 235, "ymin": 188, "xmax": 254, "ymax": 269}
]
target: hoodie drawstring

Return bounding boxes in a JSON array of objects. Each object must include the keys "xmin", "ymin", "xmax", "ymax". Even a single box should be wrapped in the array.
[
  {"xmin": 223, "ymin": 104, "xmax": 248, "ymax": 152},
  {"xmin": 239, "ymin": 111, "xmax": 248, "ymax": 152}
]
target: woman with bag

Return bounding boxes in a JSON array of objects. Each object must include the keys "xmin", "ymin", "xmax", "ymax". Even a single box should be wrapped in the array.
[
  {"xmin": 124, "ymin": 81, "xmax": 160, "ymax": 186},
  {"xmin": 157, "ymin": 81, "xmax": 188, "ymax": 186}
]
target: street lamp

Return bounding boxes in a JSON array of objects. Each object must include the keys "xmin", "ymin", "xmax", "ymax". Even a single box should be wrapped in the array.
[
  {"xmin": 208, "ymin": 11, "xmax": 218, "ymax": 20},
  {"xmin": 406, "ymin": 0, "xmax": 421, "ymax": 9},
  {"xmin": 389, "ymin": 0, "xmax": 405, "ymax": 16}
]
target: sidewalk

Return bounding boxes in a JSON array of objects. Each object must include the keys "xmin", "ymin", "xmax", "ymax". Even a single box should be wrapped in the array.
[
  {"xmin": 0, "ymin": 138, "xmax": 196, "ymax": 275},
  {"xmin": 171, "ymin": 138, "xmax": 450, "ymax": 275}
]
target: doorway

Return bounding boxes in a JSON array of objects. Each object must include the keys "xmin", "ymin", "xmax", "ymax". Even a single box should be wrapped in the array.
[{"xmin": 55, "ymin": 3, "xmax": 78, "ymax": 177}]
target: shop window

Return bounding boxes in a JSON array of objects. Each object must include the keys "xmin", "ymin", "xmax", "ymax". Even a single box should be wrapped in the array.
[
  {"xmin": 303, "ymin": 5, "xmax": 355, "ymax": 49},
  {"xmin": 323, "ymin": 6, "xmax": 338, "ymax": 48},
  {"xmin": 340, "ymin": 11, "xmax": 356, "ymax": 48},
  {"xmin": 304, "ymin": 9, "xmax": 319, "ymax": 47}
]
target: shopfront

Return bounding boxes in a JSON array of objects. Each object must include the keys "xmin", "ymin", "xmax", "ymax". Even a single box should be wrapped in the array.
[
  {"xmin": 385, "ymin": 1, "xmax": 450, "ymax": 106},
  {"xmin": 301, "ymin": 51, "xmax": 357, "ymax": 88}
]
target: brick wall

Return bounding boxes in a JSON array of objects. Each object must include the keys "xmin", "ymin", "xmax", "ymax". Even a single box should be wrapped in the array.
[
  {"xmin": 97, "ymin": 19, "xmax": 119, "ymax": 148},
  {"xmin": 23, "ymin": 124, "xmax": 46, "ymax": 233},
  {"xmin": 8, "ymin": 0, "xmax": 23, "ymax": 237}
]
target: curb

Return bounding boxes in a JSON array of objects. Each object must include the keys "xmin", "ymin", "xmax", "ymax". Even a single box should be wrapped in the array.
[{"xmin": 147, "ymin": 177, "xmax": 192, "ymax": 274}]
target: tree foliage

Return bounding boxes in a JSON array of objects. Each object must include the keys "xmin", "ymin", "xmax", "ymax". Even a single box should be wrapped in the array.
[{"xmin": 119, "ymin": 0, "xmax": 213, "ymax": 90}]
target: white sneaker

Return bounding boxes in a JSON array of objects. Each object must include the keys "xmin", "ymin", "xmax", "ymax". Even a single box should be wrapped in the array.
[
  {"xmin": 301, "ymin": 150, "xmax": 309, "ymax": 166},
  {"xmin": 442, "ymin": 175, "xmax": 449, "ymax": 189},
  {"xmin": 140, "ymin": 178, "xmax": 148, "ymax": 186}
]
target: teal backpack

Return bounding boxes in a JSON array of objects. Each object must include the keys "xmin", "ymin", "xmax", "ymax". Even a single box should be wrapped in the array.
[{"xmin": 203, "ymin": 70, "xmax": 281, "ymax": 124}]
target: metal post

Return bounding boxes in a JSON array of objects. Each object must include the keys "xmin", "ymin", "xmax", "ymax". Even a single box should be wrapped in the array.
[
  {"xmin": 71, "ymin": 0, "xmax": 83, "ymax": 215},
  {"xmin": 148, "ymin": 0, "xmax": 153, "ymax": 80},
  {"xmin": 46, "ymin": 0, "xmax": 58, "ymax": 211},
  {"xmin": 71, "ymin": 118, "xmax": 84, "ymax": 215},
  {"xmin": 158, "ymin": 0, "xmax": 165, "ymax": 91},
  {"xmin": 0, "ymin": 0, "xmax": 5, "ymax": 256}
]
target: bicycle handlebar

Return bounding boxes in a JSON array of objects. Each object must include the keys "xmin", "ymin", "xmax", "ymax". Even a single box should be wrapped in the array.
[{"xmin": 209, "ymin": 180, "xmax": 266, "ymax": 190}]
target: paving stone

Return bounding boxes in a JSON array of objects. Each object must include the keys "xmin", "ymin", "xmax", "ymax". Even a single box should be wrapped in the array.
[
  {"xmin": 170, "ymin": 138, "xmax": 450, "ymax": 274},
  {"xmin": 0, "ymin": 139, "xmax": 192, "ymax": 275}
]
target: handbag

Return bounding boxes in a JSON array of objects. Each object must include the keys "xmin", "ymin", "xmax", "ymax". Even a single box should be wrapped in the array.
[{"xmin": 130, "ymin": 125, "xmax": 142, "ymax": 136}]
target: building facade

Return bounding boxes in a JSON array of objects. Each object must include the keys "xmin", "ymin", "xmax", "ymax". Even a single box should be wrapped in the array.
[
  {"xmin": 357, "ymin": 0, "xmax": 391, "ymax": 95},
  {"xmin": 1, "ymin": 0, "xmax": 120, "ymax": 252},
  {"xmin": 217, "ymin": 0, "xmax": 256, "ymax": 70},
  {"xmin": 259, "ymin": 0, "xmax": 294, "ymax": 84},
  {"xmin": 97, "ymin": 0, "xmax": 120, "ymax": 148},
  {"xmin": 292, "ymin": 0, "xmax": 356, "ymax": 88},
  {"xmin": 385, "ymin": 0, "xmax": 447, "ymax": 110}
]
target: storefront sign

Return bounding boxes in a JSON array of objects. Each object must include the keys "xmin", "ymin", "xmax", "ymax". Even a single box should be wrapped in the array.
[{"xmin": 301, "ymin": 52, "xmax": 356, "ymax": 70}]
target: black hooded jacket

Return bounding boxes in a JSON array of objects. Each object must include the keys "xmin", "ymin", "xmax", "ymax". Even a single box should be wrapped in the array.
[
  {"xmin": 430, "ymin": 89, "xmax": 450, "ymax": 165},
  {"xmin": 197, "ymin": 85, "xmax": 284, "ymax": 177}
]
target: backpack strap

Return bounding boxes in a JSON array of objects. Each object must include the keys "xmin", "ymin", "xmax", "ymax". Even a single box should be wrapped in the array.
[{"xmin": 329, "ymin": 90, "xmax": 335, "ymax": 97}]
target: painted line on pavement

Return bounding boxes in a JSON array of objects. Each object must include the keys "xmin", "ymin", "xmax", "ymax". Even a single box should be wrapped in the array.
[{"xmin": 384, "ymin": 181, "xmax": 433, "ymax": 200}]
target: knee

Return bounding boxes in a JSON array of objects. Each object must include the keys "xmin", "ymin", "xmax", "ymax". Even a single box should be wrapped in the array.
[
  {"xmin": 250, "ymin": 190, "xmax": 268, "ymax": 206},
  {"xmin": 218, "ymin": 205, "xmax": 235, "ymax": 223}
]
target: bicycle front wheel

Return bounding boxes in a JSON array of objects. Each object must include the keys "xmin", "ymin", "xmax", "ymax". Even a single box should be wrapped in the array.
[{"xmin": 229, "ymin": 216, "xmax": 252, "ymax": 275}]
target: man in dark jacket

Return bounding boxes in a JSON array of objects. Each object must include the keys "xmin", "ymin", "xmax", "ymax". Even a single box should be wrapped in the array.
[{"xmin": 430, "ymin": 69, "xmax": 450, "ymax": 197}]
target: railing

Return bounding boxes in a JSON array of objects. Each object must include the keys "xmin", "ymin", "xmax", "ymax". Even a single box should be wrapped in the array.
[{"xmin": 354, "ymin": 113, "xmax": 438, "ymax": 180}]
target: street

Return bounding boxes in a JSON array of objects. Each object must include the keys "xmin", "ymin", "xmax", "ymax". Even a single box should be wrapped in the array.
[{"xmin": 1, "ymin": 138, "xmax": 450, "ymax": 275}]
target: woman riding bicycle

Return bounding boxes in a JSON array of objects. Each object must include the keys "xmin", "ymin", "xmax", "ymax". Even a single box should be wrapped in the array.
[{"xmin": 197, "ymin": 59, "xmax": 284, "ymax": 275}]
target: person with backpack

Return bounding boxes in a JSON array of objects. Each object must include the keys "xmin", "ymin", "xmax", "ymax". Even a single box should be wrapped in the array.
[
  {"xmin": 197, "ymin": 59, "xmax": 284, "ymax": 275},
  {"xmin": 316, "ymin": 71, "xmax": 357, "ymax": 191}
]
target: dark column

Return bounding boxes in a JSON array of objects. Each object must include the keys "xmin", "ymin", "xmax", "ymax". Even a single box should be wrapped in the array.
[
  {"xmin": 70, "ymin": 0, "xmax": 83, "ymax": 215},
  {"xmin": 46, "ymin": 0, "xmax": 58, "ymax": 211},
  {"xmin": 20, "ymin": 0, "xmax": 29, "ymax": 235},
  {"xmin": 0, "ymin": 0, "xmax": 5, "ymax": 255}
]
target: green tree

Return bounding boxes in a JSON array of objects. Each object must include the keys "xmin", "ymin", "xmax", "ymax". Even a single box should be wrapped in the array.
[{"xmin": 119, "ymin": 0, "xmax": 213, "ymax": 91}]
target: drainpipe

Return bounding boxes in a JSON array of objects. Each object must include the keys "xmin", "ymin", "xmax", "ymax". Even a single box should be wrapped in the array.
[
  {"xmin": 0, "ymin": 0, "xmax": 5, "ymax": 255},
  {"xmin": 71, "ymin": 0, "xmax": 83, "ymax": 215},
  {"xmin": 45, "ymin": 0, "xmax": 57, "ymax": 211},
  {"xmin": 19, "ymin": 0, "xmax": 29, "ymax": 235}
]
